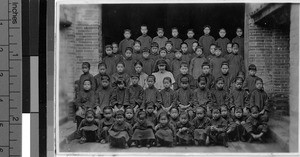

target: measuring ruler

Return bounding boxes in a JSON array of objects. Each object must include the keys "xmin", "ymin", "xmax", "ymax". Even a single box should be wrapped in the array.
[{"xmin": 0, "ymin": 0, "xmax": 22, "ymax": 156}]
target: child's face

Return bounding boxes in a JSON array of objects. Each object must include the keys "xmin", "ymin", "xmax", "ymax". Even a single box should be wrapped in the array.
[
  {"xmin": 180, "ymin": 66, "xmax": 188, "ymax": 75},
  {"xmin": 124, "ymin": 31, "xmax": 131, "ymax": 39},
  {"xmin": 151, "ymin": 47, "xmax": 158, "ymax": 54},
  {"xmin": 83, "ymin": 81, "xmax": 91, "ymax": 91},
  {"xmin": 86, "ymin": 114, "xmax": 94, "ymax": 122},
  {"xmin": 221, "ymin": 107, "xmax": 228, "ymax": 117},
  {"xmin": 112, "ymin": 44, "xmax": 118, "ymax": 53},
  {"xmin": 141, "ymin": 26, "xmax": 148, "ymax": 34},
  {"xmin": 204, "ymin": 27, "xmax": 210, "ymax": 34},
  {"xmin": 216, "ymin": 80, "xmax": 224, "ymax": 89},
  {"xmin": 106, "ymin": 48, "xmax": 113, "ymax": 55},
  {"xmin": 249, "ymin": 70, "xmax": 256, "ymax": 76},
  {"xmin": 212, "ymin": 109, "xmax": 220, "ymax": 119},
  {"xmin": 157, "ymin": 30, "xmax": 164, "ymax": 37},
  {"xmin": 226, "ymin": 44, "xmax": 233, "ymax": 53},
  {"xmin": 172, "ymin": 29, "xmax": 178, "ymax": 37},
  {"xmin": 170, "ymin": 109, "xmax": 179, "ymax": 119},
  {"xmin": 181, "ymin": 44, "xmax": 188, "ymax": 53},
  {"xmin": 175, "ymin": 52, "xmax": 182, "ymax": 59},
  {"xmin": 202, "ymin": 66, "xmax": 210, "ymax": 74},
  {"xmin": 235, "ymin": 110, "xmax": 243, "ymax": 118},
  {"xmin": 195, "ymin": 48, "xmax": 203, "ymax": 56},
  {"xmin": 255, "ymin": 80, "xmax": 263, "ymax": 90},
  {"xmin": 125, "ymin": 50, "xmax": 133, "ymax": 58},
  {"xmin": 210, "ymin": 45, "xmax": 216, "ymax": 54},
  {"xmin": 219, "ymin": 29, "xmax": 226, "ymax": 38},
  {"xmin": 179, "ymin": 115, "xmax": 188, "ymax": 124},
  {"xmin": 180, "ymin": 82, "xmax": 189, "ymax": 89},
  {"xmin": 138, "ymin": 115, "xmax": 146, "ymax": 124},
  {"xmin": 251, "ymin": 109, "xmax": 259, "ymax": 118},
  {"xmin": 196, "ymin": 108, "xmax": 205, "ymax": 119},
  {"xmin": 125, "ymin": 109, "xmax": 134, "ymax": 119},
  {"xmin": 147, "ymin": 78, "xmax": 155, "ymax": 87},
  {"xmin": 187, "ymin": 31, "xmax": 194, "ymax": 38},
  {"xmin": 232, "ymin": 45, "xmax": 239, "ymax": 54},
  {"xmin": 159, "ymin": 115, "xmax": 168, "ymax": 125},
  {"xmin": 101, "ymin": 80, "xmax": 109, "ymax": 88},
  {"xmin": 199, "ymin": 80, "xmax": 206, "ymax": 89},
  {"xmin": 133, "ymin": 43, "xmax": 141, "ymax": 51},
  {"xmin": 163, "ymin": 79, "xmax": 171, "ymax": 89},
  {"xmin": 236, "ymin": 28, "xmax": 243, "ymax": 37},
  {"xmin": 146, "ymin": 106, "xmax": 154, "ymax": 114},
  {"xmin": 131, "ymin": 77, "xmax": 139, "ymax": 85},
  {"xmin": 98, "ymin": 66, "xmax": 106, "ymax": 74},
  {"xmin": 135, "ymin": 64, "xmax": 143, "ymax": 74},
  {"xmin": 160, "ymin": 50, "xmax": 167, "ymax": 58},
  {"xmin": 104, "ymin": 109, "xmax": 113, "ymax": 119},
  {"xmin": 158, "ymin": 65, "xmax": 166, "ymax": 71},
  {"xmin": 165, "ymin": 44, "xmax": 172, "ymax": 51},
  {"xmin": 82, "ymin": 65, "xmax": 89, "ymax": 73},
  {"xmin": 116, "ymin": 115, "xmax": 125, "ymax": 124},
  {"xmin": 192, "ymin": 43, "xmax": 199, "ymax": 51},
  {"xmin": 235, "ymin": 79, "xmax": 243, "ymax": 90},
  {"xmin": 117, "ymin": 82, "xmax": 125, "ymax": 89},
  {"xmin": 142, "ymin": 52, "xmax": 150, "ymax": 59},
  {"xmin": 221, "ymin": 65, "xmax": 229, "ymax": 74},
  {"xmin": 215, "ymin": 49, "xmax": 221, "ymax": 56},
  {"xmin": 116, "ymin": 64, "xmax": 125, "ymax": 73}
]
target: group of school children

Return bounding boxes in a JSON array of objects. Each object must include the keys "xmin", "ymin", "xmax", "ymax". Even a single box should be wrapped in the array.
[{"xmin": 65, "ymin": 25, "xmax": 269, "ymax": 149}]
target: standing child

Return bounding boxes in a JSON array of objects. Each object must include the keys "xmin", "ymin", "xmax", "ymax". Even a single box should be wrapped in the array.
[
  {"xmin": 150, "ymin": 42, "xmax": 160, "ymax": 62},
  {"xmin": 199, "ymin": 25, "xmax": 215, "ymax": 57},
  {"xmin": 220, "ymin": 105, "xmax": 236, "ymax": 142},
  {"xmin": 124, "ymin": 107, "xmax": 136, "ymax": 126},
  {"xmin": 94, "ymin": 63, "xmax": 108, "ymax": 91},
  {"xmin": 124, "ymin": 74, "xmax": 144, "ymax": 111},
  {"xmin": 153, "ymin": 28, "xmax": 168, "ymax": 49},
  {"xmin": 215, "ymin": 28, "xmax": 230, "ymax": 56},
  {"xmin": 95, "ymin": 75, "xmax": 113, "ymax": 119},
  {"xmin": 229, "ymin": 77, "xmax": 250, "ymax": 116},
  {"xmin": 228, "ymin": 43, "xmax": 245, "ymax": 79},
  {"xmin": 229, "ymin": 107, "xmax": 247, "ymax": 141},
  {"xmin": 189, "ymin": 46, "xmax": 208, "ymax": 81},
  {"xmin": 201, "ymin": 61, "xmax": 215, "ymax": 90},
  {"xmin": 155, "ymin": 111, "xmax": 176, "ymax": 147},
  {"xmin": 207, "ymin": 107, "xmax": 229, "ymax": 147},
  {"xmin": 169, "ymin": 27, "xmax": 183, "ymax": 51},
  {"xmin": 243, "ymin": 64, "xmax": 261, "ymax": 94},
  {"xmin": 142, "ymin": 75, "xmax": 162, "ymax": 109},
  {"xmin": 210, "ymin": 77, "xmax": 230, "ymax": 109},
  {"xmin": 152, "ymin": 59, "xmax": 175, "ymax": 91},
  {"xmin": 79, "ymin": 62, "xmax": 96, "ymax": 91},
  {"xmin": 119, "ymin": 29, "xmax": 134, "ymax": 56},
  {"xmin": 224, "ymin": 42, "xmax": 233, "ymax": 60},
  {"xmin": 170, "ymin": 50, "xmax": 184, "ymax": 78},
  {"xmin": 111, "ymin": 61, "xmax": 130, "ymax": 88},
  {"xmin": 110, "ymin": 79, "xmax": 127, "ymax": 113},
  {"xmin": 169, "ymin": 107, "xmax": 180, "ymax": 128},
  {"xmin": 232, "ymin": 27, "xmax": 244, "ymax": 58},
  {"xmin": 184, "ymin": 29, "xmax": 198, "ymax": 54},
  {"xmin": 192, "ymin": 106, "xmax": 211, "ymax": 146},
  {"xmin": 112, "ymin": 42, "xmax": 123, "ymax": 63},
  {"xmin": 156, "ymin": 47, "xmax": 171, "ymax": 66},
  {"xmin": 160, "ymin": 77, "xmax": 176, "ymax": 113},
  {"xmin": 137, "ymin": 25, "xmax": 152, "ymax": 50},
  {"xmin": 181, "ymin": 43, "xmax": 192, "ymax": 63},
  {"xmin": 175, "ymin": 76, "xmax": 194, "ymax": 113},
  {"xmin": 193, "ymin": 76, "xmax": 212, "ymax": 116},
  {"xmin": 220, "ymin": 61, "xmax": 234, "ymax": 92},
  {"xmin": 176, "ymin": 111, "xmax": 194, "ymax": 145},
  {"xmin": 132, "ymin": 61, "xmax": 148, "ymax": 89},
  {"xmin": 207, "ymin": 43, "xmax": 217, "ymax": 61},
  {"xmin": 102, "ymin": 45, "xmax": 118, "ymax": 77},
  {"xmin": 141, "ymin": 48, "xmax": 155, "ymax": 76},
  {"xmin": 123, "ymin": 47, "xmax": 136, "ymax": 76},
  {"xmin": 173, "ymin": 62, "xmax": 196, "ymax": 90},
  {"xmin": 98, "ymin": 106, "xmax": 115, "ymax": 144},
  {"xmin": 131, "ymin": 110, "xmax": 156, "ymax": 148},
  {"xmin": 109, "ymin": 110, "xmax": 133, "ymax": 148},
  {"xmin": 191, "ymin": 41, "xmax": 200, "ymax": 57},
  {"xmin": 210, "ymin": 47, "xmax": 227, "ymax": 79},
  {"xmin": 165, "ymin": 41, "xmax": 175, "ymax": 61},
  {"xmin": 145, "ymin": 101, "xmax": 158, "ymax": 126},
  {"xmin": 132, "ymin": 40, "xmax": 143, "ymax": 61}
]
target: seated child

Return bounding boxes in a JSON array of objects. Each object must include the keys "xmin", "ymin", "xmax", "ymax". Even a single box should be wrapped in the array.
[
  {"xmin": 243, "ymin": 64, "xmax": 261, "ymax": 94},
  {"xmin": 102, "ymin": 45, "xmax": 118, "ymax": 77},
  {"xmin": 141, "ymin": 48, "xmax": 155, "ymax": 76},
  {"xmin": 244, "ymin": 105, "xmax": 268, "ymax": 143},
  {"xmin": 200, "ymin": 61, "xmax": 215, "ymax": 90},
  {"xmin": 175, "ymin": 76, "xmax": 194, "ymax": 113},
  {"xmin": 124, "ymin": 107, "xmax": 136, "ymax": 126},
  {"xmin": 170, "ymin": 50, "xmax": 185, "ymax": 78},
  {"xmin": 176, "ymin": 111, "xmax": 194, "ymax": 145},
  {"xmin": 110, "ymin": 79, "xmax": 127, "ymax": 113},
  {"xmin": 187, "ymin": 108, "xmax": 195, "ymax": 121},
  {"xmin": 132, "ymin": 61, "xmax": 148, "ymax": 89},
  {"xmin": 111, "ymin": 42, "xmax": 123, "ymax": 63},
  {"xmin": 169, "ymin": 27, "xmax": 182, "ymax": 51},
  {"xmin": 220, "ymin": 105, "xmax": 236, "ymax": 142},
  {"xmin": 174, "ymin": 61, "xmax": 196, "ymax": 90},
  {"xmin": 169, "ymin": 107, "xmax": 180, "ymax": 128},
  {"xmin": 165, "ymin": 40, "xmax": 175, "ymax": 61},
  {"xmin": 229, "ymin": 107, "xmax": 247, "ymax": 142},
  {"xmin": 210, "ymin": 77, "xmax": 230, "ymax": 109},
  {"xmin": 95, "ymin": 75, "xmax": 113, "ymax": 119},
  {"xmin": 155, "ymin": 111, "xmax": 176, "ymax": 147},
  {"xmin": 193, "ymin": 76, "xmax": 212, "ymax": 116},
  {"xmin": 132, "ymin": 110, "xmax": 156, "ymax": 148},
  {"xmin": 145, "ymin": 102, "xmax": 158, "ymax": 126},
  {"xmin": 152, "ymin": 59, "xmax": 175, "ymax": 91},
  {"xmin": 79, "ymin": 62, "xmax": 96, "ymax": 91},
  {"xmin": 192, "ymin": 106, "xmax": 211, "ymax": 146},
  {"xmin": 94, "ymin": 62, "xmax": 108, "ymax": 90},
  {"xmin": 210, "ymin": 46, "xmax": 226, "ymax": 79},
  {"xmin": 109, "ymin": 110, "xmax": 133, "ymax": 148},
  {"xmin": 229, "ymin": 77, "xmax": 250, "ymax": 116},
  {"xmin": 160, "ymin": 77, "xmax": 176, "ymax": 113},
  {"xmin": 132, "ymin": 40, "xmax": 143, "ymax": 61},
  {"xmin": 149, "ymin": 42, "xmax": 160, "ymax": 62},
  {"xmin": 123, "ymin": 47, "xmax": 136, "ymax": 76},
  {"xmin": 111, "ymin": 61, "xmax": 130, "ymax": 88},
  {"xmin": 98, "ymin": 106, "xmax": 115, "ymax": 144},
  {"xmin": 142, "ymin": 75, "xmax": 162, "ymax": 110},
  {"xmin": 124, "ymin": 74, "xmax": 144, "ymax": 111},
  {"xmin": 207, "ymin": 107, "xmax": 229, "ymax": 147}
]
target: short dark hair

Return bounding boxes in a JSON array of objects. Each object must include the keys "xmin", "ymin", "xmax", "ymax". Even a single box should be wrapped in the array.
[
  {"xmin": 163, "ymin": 77, "xmax": 172, "ymax": 83},
  {"xmin": 180, "ymin": 42, "xmax": 188, "ymax": 47},
  {"xmin": 125, "ymin": 47, "xmax": 133, "ymax": 52},
  {"xmin": 165, "ymin": 40, "xmax": 173, "ymax": 46},
  {"xmin": 98, "ymin": 62, "xmax": 107, "ymax": 69},
  {"xmin": 105, "ymin": 45, "xmax": 113, "ymax": 49},
  {"xmin": 82, "ymin": 62, "xmax": 91, "ymax": 69},
  {"xmin": 134, "ymin": 60, "xmax": 143, "ymax": 67},
  {"xmin": 201, "ymin": 61, "xmax": 210, "ymax": 68}
]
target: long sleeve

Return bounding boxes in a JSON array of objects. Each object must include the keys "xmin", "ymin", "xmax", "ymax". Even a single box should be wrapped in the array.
[
  {"xmin": 156, "ymin": 90, "xmax": 162, "ymax": 109},
  {"xmin": 110, "ymin": 90, "xmax": 118, "ymax": 106},
  {"xmin": 244, "ymin": 91, "xmax": 250, "ymax": 109},
  {"xmin": 75, "ymin": 92, "xmax": 83, "ymax": 108},
  {"xmin": 123, "ymin": 88, "xmax": 131, "ymax": 107},
  {"xmin": 136, "ymin": 88, "xmax": 144, "ymax": 106},
  {"xmin": 189, "ymin": 58, "xmax": 195, "ymax": 76}
]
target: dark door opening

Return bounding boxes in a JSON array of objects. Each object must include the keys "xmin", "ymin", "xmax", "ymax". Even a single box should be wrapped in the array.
[{"xmin": 102, "ymin": 3, "xmax": 245, "ymax": 48}]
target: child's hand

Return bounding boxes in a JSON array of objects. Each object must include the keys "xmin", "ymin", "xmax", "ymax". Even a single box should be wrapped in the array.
[
  {"xmin": 259, "ymin": 109, "xmax": 265, "ymax": 115},
  {"xmin": 235, "ymin": 121, "xmax": 240, "ymax": 125},
  {"xmin": 241, "ymin": 121, "xmax": 245, "ymax": 125}
]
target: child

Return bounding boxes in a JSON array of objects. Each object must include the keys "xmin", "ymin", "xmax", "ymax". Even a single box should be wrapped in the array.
[
  {"xmin": 75, "ymin": 79, "xmax": 95, "ymax": 127},
  {"xmin": 95, "ymin": 75, "xmax": 113, "ymax": 118},
  {"xmin": 170, "ymin": 50, "xmax": 184, "ymax": 78},
  {"xmin": 180, "ymin": 42, "xmax": 192, "ymax": 63},
  {"xmin": 232, "ymin": 27, "xmax": 244, "ymax": 58},
  {"xmin": 199, "ymin": 25, "xmax": 215, "ymax": 57},
  {"xmin": 175, "ymin": 76, "xmax": 194, "ymax": 113},
  {"xmin": 220, "ymin": 61, "xmax": 234, "ymax": 92},
  {"xmin": 224, "ymin": 42, "xmax": 233, "ymax": 60},
  {"xmin": 111, "ymin": 61, "xmax": 130, "ymax": 88},
  {"xmin": 165, "ymin": 41, "xmax": 175, "ymax": 61},
  {"xmin": 145, "ymin": 101, "xmax": 158, "ymax": 126},
  {"xmin": 244, "ymin": 105, "xmax": 268, "ymax": 143},
  {"xmin": 207, "ymin": 107, "xmax": 228, "ymax": 147},
  {"xmin": 132, "ymin": 61, "xmax": 148, "ymax": 89},
  {"xmin": 215, "ymin": 28, "xmax": 230, "ymax": 56},
  {"xmin": 207, "ymin": 43, "xmax": 216, "ymax": 61},
  {"xmin": 132, "ymin": 110, "xmax": 156, "ymax": 148},
  {"xmin": 184, "ymin": 29, "xmax": 198, "ymax": 54},
  {"xmin": 142, "ymin": 75, "xmax": 162, "ymax": 110},
  {"xmin": 192, "ymin": 41, "xmax": 199, "ymax": 55},
  {"xmin": 229, "ymin": 77, "xmax": 250, "ymax": 116},
  {"xmin": 193, "ymin": 76, "xmax": 212, "ymax": 115},
  {"xmin": 249, "ymin": 78, "xmax": 269, "ymax": 122},
  {"xmin": 137, "ymin": 25, "xmax": 152, "ymax": 50},
  {"xmin": 220, "ymin": 105, "xmax": 234, "ymax": 139},
  {"xmin": 98, "ymin": 106, "xmax": 115, "ymax": 144},
  {"xmin": 132, "ymin": 40, "xmax": 143, "ymax": 61},
  {"xmin": 112, "ymin": 42, "xmax": 123, "ymax": 63},
  {"xmin": 228, "ymin": 43, "xmax": 245, "ymax": 79},
  {"xmin": 176, "ymin": 111, "xmax": 194, "ymax": 145},
  {"xmin": 141, "ymin": 48, "xmax": 155, "ymax": 76},
  {"xmin": 160, "ymin": 77, "xmax": 176, "ymax": 113},
  {"xmin": 187, "ymin": 108, "xmax": 196, "ymax": 121},
  {"xmin": 229, "ymin": 107, "xmax": 247, "ymax": 141},
  {"xmin": 152, "ymin": 59, "xmax": 175, "ymax": 91},
  {"xmin": 124, "ymin": 74, "xmax": 144, "ymax": 111},
  {"xmin": 169, "ymin": 107, "xmax": 180, "ymax": 128},
  {"xmin": 79, "ymin": 62, "xmax": 96, "ymax": 91},
  {"xmin": 201, "ymin": 61, "xmax": 215, "ymax": 90},
  {"xmin": 189, "ymin": 46, "xmax": 208, "ymax": 80},
  {"xmin": 94, "ymin": 62, "xmax": 108, "ymax": 90},
  {"xmin": 110, "ymin": 79, "xmax": 127, "ymax": 113},
  {"xmin": 109, "ymin": 110, "xmax": 133, "ymax": 148},
  {"xmin": 243, "ymin": 64, "xmax": 261, "ymax": 94},
  {"xmin": 119, "ymin": 29, "xmax": 134, "ymax": 56},
  {"xmin": 210, "ymin": 77, "xmax": 230, "ymax": 109},
  {"xmin": 124, "ymin": 107, "xmax": 136, "ymax": 126},
  {"xmin": 153, "ymin": 28, "xmax": 168, "ymax": 49},
  {"xmin": 102, "ymin": 45, "xmax": 117, "ymax": 76},
  {"xmin": 192, "ymin": 106, "xmax": 211, "ymax": 146},
  {"xmin": 210, "ymin": 46, "xmax": 227, "ymax": 79},
  {"xmin": 123, "ymin": 47, "xmax": 136, "ymax": 76},
  {"xmin": 155, "ymin": 111, "xmax": 176, "ymax": 147},
  {"xmin": 150, "ymin": 42, "xmax": 160, "ymax": 62},
  {"xmin": 174, "ymin": 62, "xmax": 196, "ymax": 90},
  {"xmin": 169, "ymin": 27, "xmax": 183, "ymax": 51}
]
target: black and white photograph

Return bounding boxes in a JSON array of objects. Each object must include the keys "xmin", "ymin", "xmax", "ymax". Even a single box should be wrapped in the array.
[{"xmin": 54, "ymin": 1, "xmax": 299, "ymax": 156}]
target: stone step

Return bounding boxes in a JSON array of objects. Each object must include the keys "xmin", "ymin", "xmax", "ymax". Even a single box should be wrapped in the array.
[{"xmin": 268, "ymin": 116, "xmax": 289, "ymax": 151}]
